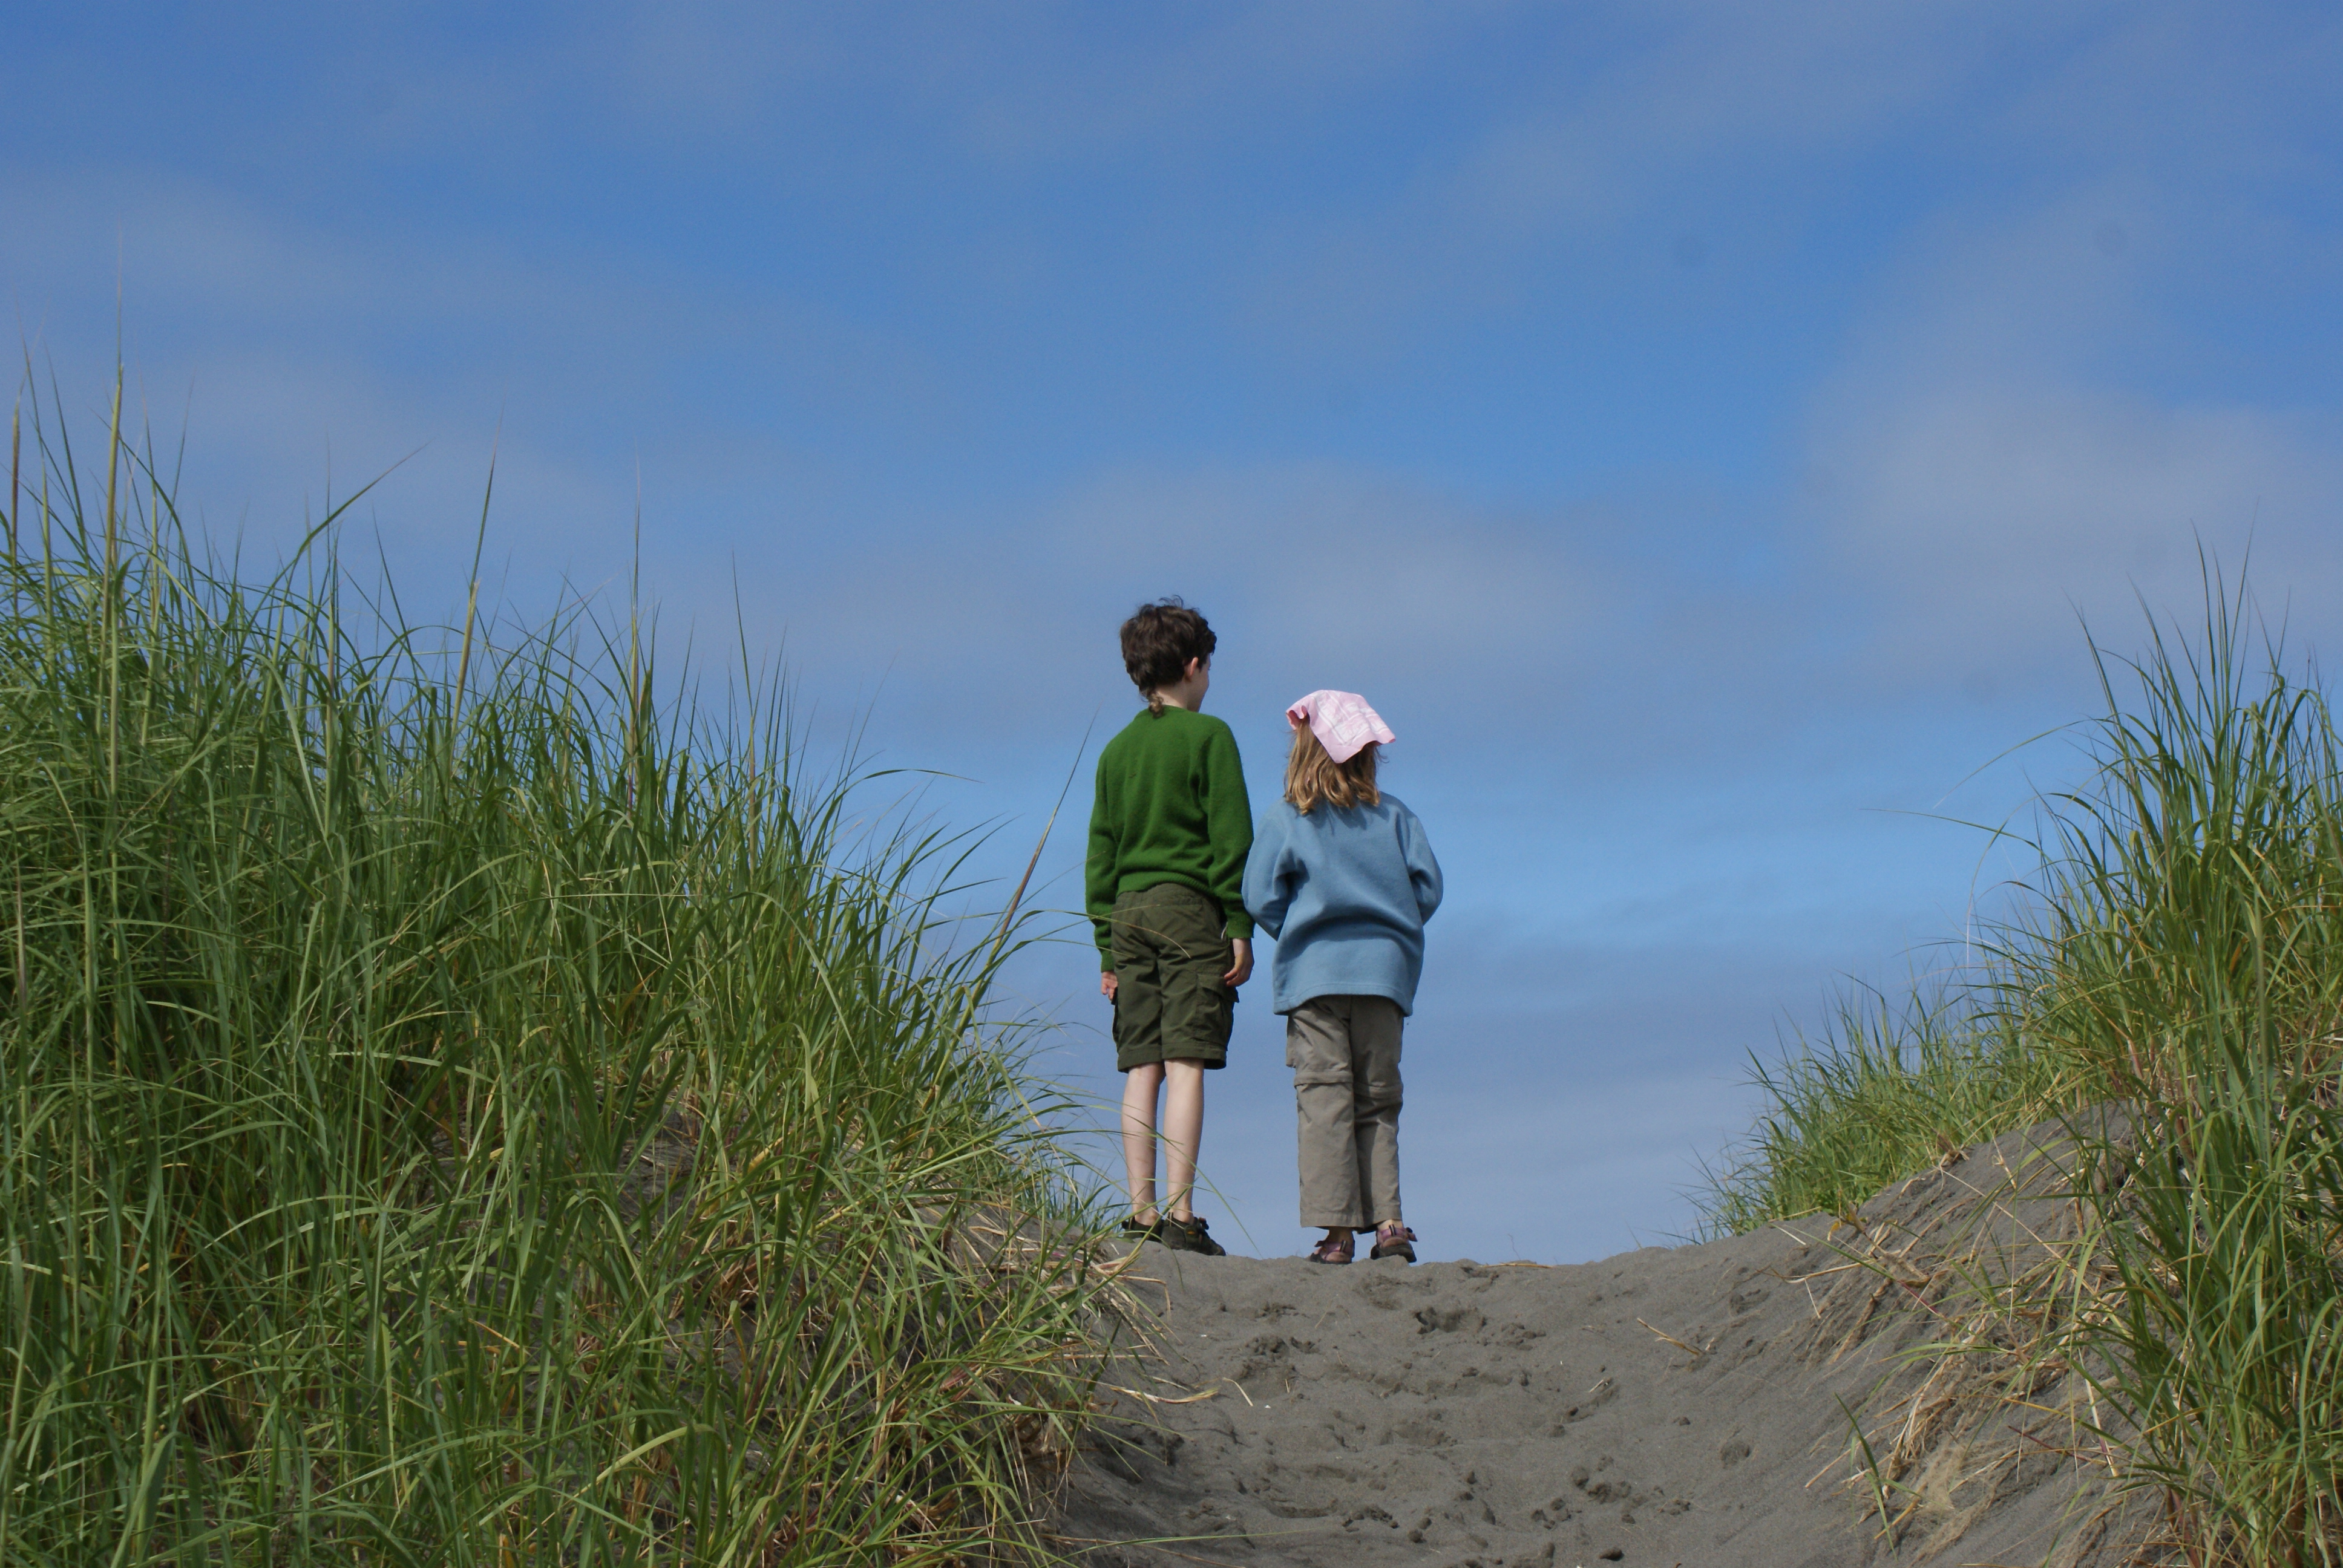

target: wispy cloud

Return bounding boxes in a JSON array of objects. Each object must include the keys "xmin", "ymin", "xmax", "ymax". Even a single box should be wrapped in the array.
[{"xmin": 1801, "ymin": 180, "xmax": 2343, "ymax": 692}]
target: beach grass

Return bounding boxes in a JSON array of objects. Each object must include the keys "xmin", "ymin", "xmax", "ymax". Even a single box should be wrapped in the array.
[
  {"xmin": 1695, "ymin": 988, "xmax": 2079, "ymax": 1237},
  {"xmin": 0, "ymin": 384, "xmax": 1118, "ymax": 1564},
  {"xmin": 1703, "ymin": 564, "xmax": 2343, "ymax": 1563}
]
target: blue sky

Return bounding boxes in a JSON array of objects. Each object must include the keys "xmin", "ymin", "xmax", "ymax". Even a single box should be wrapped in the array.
[{"xmin": 8, "ymin": 3, "xmax": 2343, "ymax": 1261}]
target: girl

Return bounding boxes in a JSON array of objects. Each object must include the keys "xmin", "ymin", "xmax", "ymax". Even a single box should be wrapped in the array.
[{"xmin": 1241, "ymin": 691, "xmax": 1443, "ymax": 1264}]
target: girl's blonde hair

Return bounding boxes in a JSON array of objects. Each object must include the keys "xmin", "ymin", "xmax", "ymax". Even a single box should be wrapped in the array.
[{"xmin": 1283, "ymin": 726, "xmax": 1380, "ymax": 814}]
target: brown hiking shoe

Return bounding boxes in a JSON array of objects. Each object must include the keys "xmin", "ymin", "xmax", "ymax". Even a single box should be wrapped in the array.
[{"xmin": 1158, "ymin": 1214, "xmax": 1225, "ymax": 1255}]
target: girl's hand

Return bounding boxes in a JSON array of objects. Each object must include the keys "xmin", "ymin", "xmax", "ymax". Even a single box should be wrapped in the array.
[
  {"xmin": 1224, "ymin": 939, "xmax": 1253, "ymax": 988},
  {"xmin": 1100, "ymin": 970, "xmax": 1118, "ymax": 1003}
]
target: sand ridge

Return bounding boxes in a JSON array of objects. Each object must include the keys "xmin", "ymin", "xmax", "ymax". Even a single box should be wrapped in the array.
[{"xmin": 1055, "ymin": 1123, "xmax": 2157, "ymax": 1567}]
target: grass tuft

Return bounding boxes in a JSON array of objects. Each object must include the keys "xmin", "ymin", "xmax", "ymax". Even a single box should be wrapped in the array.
[
  {"xmin": 1698, "ymin": 987, "xmax": 2079, "ymax": 1236},
  {"xmin": 1707, "ymin": 558, "xmax": 2343, "ymax": 1564},
  {"xmin": 0, "ymin": 384, "xmax": 1118, "ymax": 1564}
]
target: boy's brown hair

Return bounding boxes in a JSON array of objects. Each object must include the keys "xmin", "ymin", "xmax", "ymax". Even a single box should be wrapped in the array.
[
  {"xmin": 1283, "ymin": 725, "xmax": 1380, "ymax": 814},
  {"xmin": 1120, "ymin": 598, "xmax": 1217, "ymax": 715}
]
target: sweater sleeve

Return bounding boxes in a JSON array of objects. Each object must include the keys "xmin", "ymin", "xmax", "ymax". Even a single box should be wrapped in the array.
[
  {"xmin": 1202, "ymin": 721, "xmax": 1256, "ymax": 940},
  {"xmin": 1400, "ymin": 806, "xmax": 1444, "ymax": 922},
  {"xmin": 1084, "ymin": 762, "xmax": 1119, "ymax": 969},
  {"xmin": 1240, "ymin": 809, "xmax": 1294, "ymax": 939}
]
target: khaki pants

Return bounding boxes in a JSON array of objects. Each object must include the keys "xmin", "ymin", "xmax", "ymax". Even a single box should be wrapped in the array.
[{"xmin": 1286, "ymin": 995, "xmax": 1403, "ymax": 1229}]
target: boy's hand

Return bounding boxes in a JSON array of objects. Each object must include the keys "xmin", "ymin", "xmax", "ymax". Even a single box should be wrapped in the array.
[
  {"xmin": 1224, "ymin": 939, "xmax": 1253, "ymax": 988},
  {"xmin": 1100, "ymin": 970, "xmax": 1118, "ymax": 1003}
]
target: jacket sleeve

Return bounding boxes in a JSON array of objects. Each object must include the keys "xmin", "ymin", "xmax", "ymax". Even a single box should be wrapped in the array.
[
  {"xmin": 1400, "ymin": 806, "xmax": 1443, "ymax": 922},
  {"xmin": 1084, "ymin": 762, "xmax": 1119, "ymax": 969},
  {"xmin": 1203, "ymin": 722, "xmax": 1256, "ymax": 940},
  {"xmin": 1240, "ymin": 809, "xmax": 1294, "ymax": 939}
]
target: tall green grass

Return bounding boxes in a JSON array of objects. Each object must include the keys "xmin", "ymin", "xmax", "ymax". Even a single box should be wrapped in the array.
[
  {"xmin": 1704, "ymin": 568, "xmax": 2343, "ymax": 1562},
  {"xmin": 1697, "ymin": 989, "xmax": 2077, "ymax": 1236},
  {"xmin": 2020, "ymin": 586, "xmax": 2343, "ymax": 1563},
  {"xmin": 0, "ymin": 388, "xmax": 1113, "ymax": 1564}
]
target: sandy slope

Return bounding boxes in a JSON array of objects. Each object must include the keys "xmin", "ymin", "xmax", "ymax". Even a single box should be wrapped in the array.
[{"xmin": 1053, "ymin": 1123, "xmax": 2159, "ymax": 1567}]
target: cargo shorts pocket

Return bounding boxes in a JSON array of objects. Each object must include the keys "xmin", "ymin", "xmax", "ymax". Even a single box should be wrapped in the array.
[{"xmin": 1159, "ymin": 959, "xmax": 1234, "ymax": 1065}]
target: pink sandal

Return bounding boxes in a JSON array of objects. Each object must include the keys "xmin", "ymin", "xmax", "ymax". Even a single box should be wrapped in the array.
[
  {"xmin": 1306, "ymin": 1230, "xmax": 1355, "ymax": 1265},
  {"xmin": 1369, "ymin": 1223, "xmax": 1417, "ymax": 1263}
]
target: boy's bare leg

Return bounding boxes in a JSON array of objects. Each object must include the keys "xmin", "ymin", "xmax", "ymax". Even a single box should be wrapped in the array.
[
  {"xmin": 1161, "ymin": 1059, "xmax": 1205, "ymax": 1222},
  {"xmin": 1121, "ymin": 1063, "xmax": 1164, "ymax": 1223}
]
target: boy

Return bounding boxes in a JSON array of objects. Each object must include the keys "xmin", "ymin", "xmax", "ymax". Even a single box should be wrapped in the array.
[{"xmin": 1087, "ymin": 598, "xmax": 1254, "ymax": 1255}]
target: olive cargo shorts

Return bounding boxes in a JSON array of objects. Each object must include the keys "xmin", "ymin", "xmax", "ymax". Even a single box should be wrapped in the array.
[
  {"xmin": 1109, "ymin": 883, "xmax": 1236, "ymax": 1072},
  {"xmin": 1287, "ymin": 995, "xmax": 1403, "ymax": 1229}
]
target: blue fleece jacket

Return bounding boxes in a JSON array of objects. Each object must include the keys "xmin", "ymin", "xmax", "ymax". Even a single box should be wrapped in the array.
[{"xmin": 1241, "ymin": 794, "xmax": 1443, "ymax": 1016}]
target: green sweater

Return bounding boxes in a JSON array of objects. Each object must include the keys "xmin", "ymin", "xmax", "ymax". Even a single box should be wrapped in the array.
[{"xmin": 1086, "ymin": 706, "xmax": 1256, "ymax": 967}]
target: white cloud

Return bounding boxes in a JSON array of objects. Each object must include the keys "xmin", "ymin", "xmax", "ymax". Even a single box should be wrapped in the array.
[
  {"xmin": 585, "ymin": 2, "xmax": 1457, "ymax": 166},
  {"xmin": 708, "ymin": 460, "xmax": 1631, "ymax": 754},
  {"xmin": 1802, "ymin": 183, "xmax": 2343, "ymax": 687},
  {"xmin": 0, "ymin": 165, "xmax": 974, "ymax": 607},
  {"xmin": 1822, "ymin": 381, "xmax": 2343, "ymax": 653}
]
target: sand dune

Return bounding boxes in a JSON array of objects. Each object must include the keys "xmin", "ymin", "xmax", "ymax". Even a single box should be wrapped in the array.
[{"xmin": 1055, "ymin": 1121, "xmax": 2158, "ymax": 1567}]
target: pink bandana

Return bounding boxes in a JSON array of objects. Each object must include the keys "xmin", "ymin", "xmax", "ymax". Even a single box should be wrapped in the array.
[{"xmin": 1286, "ymin": 690, "xmax": 1395, "ymax": 764}]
